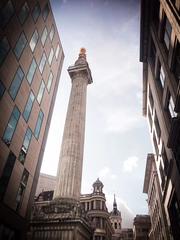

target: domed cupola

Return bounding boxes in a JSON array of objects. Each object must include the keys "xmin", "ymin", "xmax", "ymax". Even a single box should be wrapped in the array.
[{"xmin": 93, "ymin": 178, "xmax": 104, "ymax": 194}]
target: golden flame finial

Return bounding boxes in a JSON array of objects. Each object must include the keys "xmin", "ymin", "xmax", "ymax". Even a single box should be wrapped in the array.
[{"xmin": 80, "ymin": 48, "xmax": 86, "ymax": 55}]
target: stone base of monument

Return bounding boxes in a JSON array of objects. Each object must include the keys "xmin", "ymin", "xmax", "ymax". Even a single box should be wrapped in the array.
[{"xmin": 27, "ymin": 198, "xmax": 93, "ymax": 240}]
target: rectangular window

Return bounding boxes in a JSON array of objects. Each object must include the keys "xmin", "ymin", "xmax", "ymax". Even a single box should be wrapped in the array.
[
  {"xmin": 0, "ymin": 0, "xmax": 14, "ymax": 28},
  {"xmin": 0, "ymin": 81, "xmax": 5, "ymax": 99},
  {"xmin": 29, "ymin": 29, "xmax": 38, "ymax": 52},
  {"xmin": 3, "ymin": 106, "xmax": 20, "ymax": 146},
  {"xmin": 0, "ymin": 37, "xmax": 10, "ymax": 66},
  {"xmin": 27, "ymin": 58, "xmax": 37, "ymax": 84},
  {"xmin": 55, "ymin": 44, "xmax": 60, "ymax": 59},
  {"xmin": 47, "ymin": 71, "xmax": 53, "ymax": 92},
  {"xmin": 34, "ymin": 110, "xmax": 44, "ymax": 139},
  {"xmin": 150, "ymin": 38, "xmax": 156, "ymax": 69},
  {"xmin": 39, "ymin": 52, "xmax": 46, "ymax": 74},
  {"xmin": 37, "ymin": 80, "xmax": 45, "ymax": 104},
  {"xmin": 153, "ymin": 132, "xmax": 159, "ymax": 156},
  {"xmin": 50, "ymin": 25, "xmax": 55, "ymax": 41},
  {"xmin": 18, "ymin": 2, "xmax": 29, "ymax": 25},
  {"xmin": 19, "ymin": 128, "xmax": 32, "ymax": 164},
  {"xmin": 14, "ymin": 32, "xmax": 27, "ymax": 59},
  {"xmin": 23, "ymin": 91, "xmax": 35, "ymax": 122},
  {"xmin": 173, "ymin": 41, "xmax": 180, "ymax": 84},
  {"xmin": 161, "ymin": 144, "xmax": 169, "ymax": 176},
  {"xmin": 154, "ymin": 112, "xmax": 161, "ymax": 142},
  {"xmin": 16, "ymin": 169, "xmax": 29, "ymax": 211},
  {"xmin": 159, "ymin": 66, "xmax": 165, "ymax": 88},
  {"xmin": 168, "ymin": 96, "xmax": 177, "ymax": 118},
  {"xmin": 42, "ymin": 3, "xmax": 50, "ymax": 21},
  {"xmin": 48, "ymin": 48, "xmax": 54, "ymax": 65},
  {"xmin": 149, "ymin": 88, "xmax": 154, "ymax": 112},
  {"xmin": 9, "ymin": 67, "xmax": 24, "ymax": 100},
  {"xmin": 41, "ymin": 27, "xmax": 48, "ymax": 46},
  {"xmin": 32, "ymin": 2, "xmax": 41, "ymax": 23},
  {"xmin": 164, "ymin": 17, "xmax": 172, "ymax": 51},
  {"xmin": 0, "ymin": 151, "xmax": 16, "ymax": 200},
  {"xmin": 148, "ymin": 107, "xmax": 153, "ymax": 131}
]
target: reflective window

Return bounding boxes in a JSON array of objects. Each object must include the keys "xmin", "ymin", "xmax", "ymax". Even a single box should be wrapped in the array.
[
  {"xmin": 18, "ymin": 2, "xmax": 29, "ymax": 24},
  {"xmin": 55, "ymin": 44, "xmax": 60, "ymax": 59},
  {"xmin": 16, "ymin": 169, "xmax": 29, "ymax": 211},
  {"xmin": 23, "ymin": 91, "xmax": 35, "ymax": 122},
  {"xmin": 0, "ymin": 37, "xmax": 10, "ymax": 66},
  {"xmin": 164, "ymin": 17, "xmax": 172, "ymax": 51},
  {"xmin": 34, "ymin": 110, "xmax": 44, "ymax": 139},
  {"xmin": 173, "ymin": 41, "xmax": 180, "ymax": 84},
  {"xmin": 29, "ymin": 29, "xmax": 39, "ymax": 52},
  {"xmin": 3, "ymin": 106, "xmax": 20, "ymax": 146},
  {"xmin": 27, "ymin": 58, "xmax": 37, "ymax": 84},
  {"xmin": 48, "ymin": 48, "xmax": 54, "ymax": 65},
  {"xmin": 47, "ymin": 71, "xmax": 53, "ymax": 92},
  {"xmin": 14, "ymin": 32, "xmax": 27, "ymax": 59},
  {"xmin": 0, "ymin": 151, "xmax": 16, "ymax": 200},
  {"xmin": 39, "ymin": 52, "xmax": 46, "ymax": 74},
  {"xmin": 42, "ymin": 3, "xmax": 50, "ymax": 21},
  {"xmin": 0, "ymin": 0, "xmax": 14, "ymax": 28},
  {"xmin": 168, "ymin": 95, "xmax": 177, "ymax": 118},
  {"xmin": 37, "ymin": 80, "xmax": 45, "ymax": 104},
  {"xmin": 50, "ymin": 25, "xmax": 55, "ymax": 41},
  {"xmin": 32, "ymin": 2, "xmax": 41, "ymax": 23},
  {"xmin": 19, "ymin": 128, "xmax": 32, "ymax": 164},
  {"xmin": 0, "ymin": 81, "xmax": 5, "ymax": 99},
  {"xmin": 9, "ymin": 67, "xmax": 24, "ymax": 100},
  {"xmin": 159, "ymin": 66, "xmax": 165, "ymax": 88},
  {"xmin": 41, "ymin": 27, "xmax": 48, "ymax": 46}
]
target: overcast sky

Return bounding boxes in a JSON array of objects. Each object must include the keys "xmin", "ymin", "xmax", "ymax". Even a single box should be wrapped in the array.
[{"xmin": 41, "ymin": 0, "xmax": 153, "ymax": 227}]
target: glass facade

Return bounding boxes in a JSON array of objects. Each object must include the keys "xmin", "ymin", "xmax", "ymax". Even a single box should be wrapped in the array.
[
  {"xmin": 18, "ymin": 2, "xmax": 29, "ymax": 25},
  {"xmin": 39, "ymin": 52, "xmax": 46, "ymax": 74},
  {"xmin": 23, "ymin": 91, "xmax": 35, "ymax": 122},
  {"xmin": 37, "ymin": 80, "xmax": 45, "ymax": 104},
  {"xmin": 29, "ymin": 29, "xmax": 39, "ymax": 52},
  {"xmin": 27, "ymin": 58, "xmax": 37, "ymax": 84},
  {"xmin": 0, "ymin": 37, "xmax": 10, "ymax": 66},
  {"xmin": 9, "ymin": 67, "xmax": 24, "ymax": 100},
  {"xmin": 34, "ymin": 110, "xmax": 44, "ymax": 139},
  {"xmin": 3, "ymin": 106, "xmax": 20, "ymax": 146},
  {"xmin": 19, "ymin": 128, "xmax": 32, "ymax": 164},
  {"xmin": 14, "ymin": 32, "xmax": 27, "ymax": 59}
]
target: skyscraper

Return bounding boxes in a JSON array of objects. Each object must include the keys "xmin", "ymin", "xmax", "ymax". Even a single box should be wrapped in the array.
[
  {"xmin": 140, "ymin": 0, "xmax": 180, "ymax": 239},
  {"xmin": 0, "ymin": 0, "xmax": 64, "ymax": 238}
]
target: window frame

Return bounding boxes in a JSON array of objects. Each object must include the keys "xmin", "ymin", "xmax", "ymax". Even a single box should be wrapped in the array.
[
  {"xmin": 32, "ymin": 2, "xmax": 41, "ymax": 23},
  {"xmin": 41, "ymin": 27, "xmax": 48, "ymax": 47},
  {"xmin": 23, "ymin": 91, "xmax": 35, "ymax": 122},
  {"xmin": 18, "ymin": 128, "xmax": 32, "ymax": 164},
  {"xmin": 37, "ymin": 80, "xmax": 45, "ymax": 104},
  {"xmin": 34, "ymin": 110, "xmax": 44, "ymax": 139},
  {"xmin": 18, "ymin": 2, "xmax": 29, "ymax": 25},
  {"xmin": 27, "ymin": 58, "xmax": 37, "ymax": 85},
  {"xmin": 29, "ymin": 29, "xmax": 39, "ymax": 53},
  {"xmin": 13, "ymin": 32, "xmax": 27, "ymax": 60},
  {"xmin": 9, "ymin": 66, "xmax": 24, "ymax": 100},
  {"xmin": 39, "ymin": 52, "xmax": 47, "ymax": 74}
]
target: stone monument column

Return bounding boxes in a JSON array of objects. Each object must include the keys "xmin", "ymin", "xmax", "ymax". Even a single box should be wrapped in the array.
[{"xmin": 54, "ymin": 48, "xmax": 92, "ymax": 201}]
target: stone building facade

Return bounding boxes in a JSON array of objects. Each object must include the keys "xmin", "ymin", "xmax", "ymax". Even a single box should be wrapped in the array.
[
  {"xmin": 133, "ymin": 215, "xmax": 151, "ymax": 240},
  {"xmin": 0, "ymin": 0, "xmax": 64, "ymax": 239},
  {"xmin": 140, "ymin": 0, "xmax": 180, "ymax": 239},
  {"xmin": 143, "ymin": 154, "xmax": 170, "ymax": 239}
]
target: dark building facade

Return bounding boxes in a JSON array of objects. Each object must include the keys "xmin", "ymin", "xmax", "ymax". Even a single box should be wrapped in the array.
[
  {"xmin": 140, "ymin": 0, "xmax": 180, "ymax": 239},
  {"xmin": 133, "ymin": 215, "xmax": 151, "ymax": 240},
  {"xmin": 0, "ymin": 0, "xmax": 64, "ymax": 238}
]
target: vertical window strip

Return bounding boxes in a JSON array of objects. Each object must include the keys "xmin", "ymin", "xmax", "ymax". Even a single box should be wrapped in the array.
[
  {"xmin": 39, "ymin": 53, "xmax": 46, "ymax": 74},
  {"xmin": 32, "ymin": 2, "xmax": 41, "ymax": 23},
  {"xmin": 47, "ymin": 71, "xmax": 53, "ymax": 92},
  {"xmin": 27, "ymin": 58, "xmax": 37, "ymax": 84},
  {"xmin": 29, "ymin": 29, "xmax": 39, "ymax": 52},
  {"xmin": 55, "ymin": 44, "xmax": 60, "ymax": 59},
  {"xmin": 9, "ymin": 67, "xmax": 24, "ymax": 100},
  {"xmin": 2, "ymin": 106, "xmax": 20, "ymax": 146},
  {"xmin": 42, "ymin": 3, "xmax": 50, "ymax": 21},
  {"xmin": 41, "ymin": 27, "xmax": 48, "ymax": 46},
  {"xmin": 50, "ymin": 25, "xmax": 55, "ymax": 41},
  {"xmin": 164, "ymin": 17, "xmax": 172, "ymax": 51},
  {"xmin": 34, "ymin": 110, "xmax": 44, "ymax": 139},
  {"xmin": 48, "ymin": 48, "xmax": 54, "ymax": 65},
  {"xmin": 19, "ymin": 128, "xmax": 32, "ymax": 164},
  {"xmin": 14, "ymin": 32, "xmax": 27, "ymax": 59},
  {"xmin": 159, "ymin": 66, "xmax": 165, "ymax": 88},
  {"xmin": 18, "ymin": 2, "xmax": 29, "ymax": 25},
  {"xmin": 23, "ymin": 91, "xmax": 35, "ymax": 122},
  {"xmin": 37, "ymin": 80, "xmax": 45, "ymax": 104}
]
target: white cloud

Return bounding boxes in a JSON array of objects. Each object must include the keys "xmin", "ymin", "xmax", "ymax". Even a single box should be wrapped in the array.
[
  {"xmin": 99, "ymin": 167, "xmax": 110, "ymax": 178},
  {"xmin": 123, "ymin": 156, "xmax": 139, "ymax": 173}
]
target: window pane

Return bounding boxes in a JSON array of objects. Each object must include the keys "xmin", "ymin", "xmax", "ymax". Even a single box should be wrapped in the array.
[
  {"xmin": 47, "ymin": 71, "xmax": 53, "ymax": 92},
  {"xmin": 164, "ymin": 17, "xmax": 172, "ymax": 51},
  {"xmin": 29, "ymin": 29, "xmax": 39, "ymax": 52},
  {"xmin": 9, "ymin": 67, "xmax": 24, "ymax": 100},
  {"xmin": 168, "ymin": 96, "xmax": 177, "ymax": 118},
  {"xmin": 18, "ymin": 2, "xmax": 29, "ymax": 25},
  {"xmin": 0, "ymin": 81, "xmax": 5, "ymax": 99},
  {"xmin": 42, "ymin": 3, "xmax": 50, "ymax": 21},
  {"xmin": 0, "ymin": 151, "xmax": 16, "ymax": 200},
  {"xmin": 19, "ymin": 128, "xmax": 32, "ymax": 164},
  {"xmin": 55, "ymin": 44, "xmax": 60, "ymax": 59},
  {"xmin": 50, "ymin": 25, "xmax": 55, "ymax": 41},
  {"xmin": 48, "ymin": 48, "xmax": 54, "ymax": 65},
  {"xmin": 14, "ymin": 32, "xmax": 27, "ymax": 59},
  {"xmin": 37, "ymin": 80, "xmax": 45, "ymax": 104},
  {"xmin": 0, "ymin": 37, "xmax": 10, "ymax": 66},
  {"xmin": 41, "ymin": 27, "xmax": 48, "ymax": 46},
  {"xmin": 3, "ymin": 106, "xmax": 20, "ymax": 146},
  {"xmin": 0, "ymin": 0, "xmax": 14, "ymax": 28},
  {"xmin": 39, "ymin": 53, "xmax": 46, "ymax": 74},
  {"xmin": 173, "ymin": 41, "xmax": 180, "ymax": 84},
  {"xmin": 23, "ymin": 91, "xmax": 35, "ymax": 122},
  {"xmin": 27, "ymin": 58, "xmax": 37, "ymax": 84},
  {"xmin": 159, "ymin": 66, "xmax": 165, "ymax": 88},
  {"xmin": 32, "ymin": 3, "xmax": 41, "ymax": 23},
  {"xmin": 34, "ymin": 110, "xmax": 44, "ymax": 139}
]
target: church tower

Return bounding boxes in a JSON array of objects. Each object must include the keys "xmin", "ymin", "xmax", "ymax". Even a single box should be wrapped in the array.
[
  {"xmin": 110, "ymin": 195, "xmax": 122, "ymax": 235},
  {"xmin": 54, "ymin": 48, "xmax": 92, "ymax": 201}
]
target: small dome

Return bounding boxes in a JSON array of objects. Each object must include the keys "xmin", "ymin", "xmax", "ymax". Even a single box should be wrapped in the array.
[
  {"xmin": 92, "ymin": 178, "xmax": 104, "ymax": 194},
  {"xmin": 93, "ymin": 178, "xmax": 104, "ymax": 188}
]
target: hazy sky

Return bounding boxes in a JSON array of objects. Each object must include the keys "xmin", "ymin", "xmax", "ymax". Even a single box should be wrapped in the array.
[{"xmin": 41, "ymin": 0, "xmax": 153, "ymax": 227}]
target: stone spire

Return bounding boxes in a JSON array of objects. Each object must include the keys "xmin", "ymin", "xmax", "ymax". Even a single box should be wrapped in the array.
[
  {"xmin": 113, "ymin": 194, "xmax": 117, "ymax": 210},
  {"xmin": 54, "ymin": 49, "xmax": 92, "ymax": 202}
]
